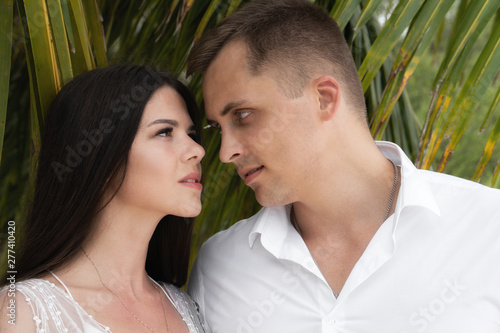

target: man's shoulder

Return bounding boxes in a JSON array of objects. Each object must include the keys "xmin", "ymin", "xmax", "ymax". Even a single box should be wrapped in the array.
[
  {"xmin": 418, "ymin": 168, "xmax": 500, "ymax": 197},
  {"xmin": 416, "ymin": 169, "xmax": 500, "ymax": 220}
]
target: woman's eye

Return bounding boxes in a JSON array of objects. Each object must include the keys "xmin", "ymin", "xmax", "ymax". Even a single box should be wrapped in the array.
[{"xmin": 156, "ymin": 127, "xmax": 173, "ymax": 137}]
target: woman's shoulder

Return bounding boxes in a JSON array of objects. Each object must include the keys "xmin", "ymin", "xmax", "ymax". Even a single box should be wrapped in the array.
[
  {"xmin": 158, "ymin": 282, "xmax": 192, "ymax": 302},
  {"xmin": 7, "ymin": 277, "xmax": 71, "ymax": 303},
  {"xmin": 156, "ymin": 281, "xmax": 210, "ymax": 333},
  {"xmin": 0, "ymin": 279, "xmax": 46, "ymax": 332},
  {"xmin": 0, "ymin": 278, "xmax": 62, "ymax": 309},
  {"xmin": 157, "ymin": 281, "xmax": 200, "ymax": 316},
  {"xmin": 1, "ymin": 278, "xmax": 109, "ymax": 333}
]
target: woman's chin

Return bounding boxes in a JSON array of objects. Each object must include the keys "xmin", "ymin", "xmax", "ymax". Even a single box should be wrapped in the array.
[{"xmin": 175, "ymin": 202, "xmax": 202, "ymax": 218}]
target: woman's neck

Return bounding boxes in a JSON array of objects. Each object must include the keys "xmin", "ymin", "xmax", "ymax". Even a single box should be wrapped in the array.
[{"xmin": 56, "ymin": 200, "xmax": 164, "ymax": 295}]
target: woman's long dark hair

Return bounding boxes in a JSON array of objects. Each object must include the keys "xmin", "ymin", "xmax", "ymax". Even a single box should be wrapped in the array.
[{"xmin": 6, "ymin": 65, "xmax": 201, "ymax": 287}]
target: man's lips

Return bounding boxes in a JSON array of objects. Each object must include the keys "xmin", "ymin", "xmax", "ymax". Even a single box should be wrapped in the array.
[
  {"xmin": 179, "ymin": 172, "xmax": 203, "ymax": 190},
  {"xmin": 238, "ymin": 166, "xmax": 264, "ymax": 185}
]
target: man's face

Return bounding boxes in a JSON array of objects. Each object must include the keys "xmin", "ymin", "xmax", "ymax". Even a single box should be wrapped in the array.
[{"xmin": 202, "ymin": 41, "xmax": 323, "ymax": 206}]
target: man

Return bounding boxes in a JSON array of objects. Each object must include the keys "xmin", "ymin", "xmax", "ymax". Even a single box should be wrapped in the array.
[{"xmin": 186, "ymin": 0, "xmax": 500, "ymax": 332}]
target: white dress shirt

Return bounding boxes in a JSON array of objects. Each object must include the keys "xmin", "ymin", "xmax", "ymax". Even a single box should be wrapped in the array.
[{"xmin": 188, "ymin": 141, "xmax": 500, "ymax": 333}]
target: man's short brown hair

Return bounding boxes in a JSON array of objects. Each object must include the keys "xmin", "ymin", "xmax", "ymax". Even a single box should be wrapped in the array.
[{"xmin": 187, "ymin": 0, "xmax": 366, "ymax": 116}]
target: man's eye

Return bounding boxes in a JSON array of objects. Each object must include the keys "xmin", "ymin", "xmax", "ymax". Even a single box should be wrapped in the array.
[
  {"xmin": 204, "ymin": 123, "xmax": 221, "ymax": 131},
  {"xmin": 236, "ymin": 111, "xmax": 251, "ymax": 121}
]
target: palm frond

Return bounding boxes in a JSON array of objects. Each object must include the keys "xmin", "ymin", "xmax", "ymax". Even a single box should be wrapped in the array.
[{"xmin": 0, "ymin": 0, "xmax": 14, "ymax": 166}]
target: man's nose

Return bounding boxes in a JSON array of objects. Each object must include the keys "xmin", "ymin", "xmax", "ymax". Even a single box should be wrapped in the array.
[{"xmin": 219, "ymin": 130, "xmax": 243, "ymax": 163}]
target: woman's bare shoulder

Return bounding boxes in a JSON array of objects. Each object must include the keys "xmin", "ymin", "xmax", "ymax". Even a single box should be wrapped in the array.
[{"xmin": 0, "ymin": 284, "xmax": 37, "ymax": 333}]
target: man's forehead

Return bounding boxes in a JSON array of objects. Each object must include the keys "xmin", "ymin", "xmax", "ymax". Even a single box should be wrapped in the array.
[
  {"xmin": 201, "ymin": 43, "xmax": 249, "ymax": 116},
  {"xmin": 206, "ymin": 41, "xmax": 256, "ymax": 88}
]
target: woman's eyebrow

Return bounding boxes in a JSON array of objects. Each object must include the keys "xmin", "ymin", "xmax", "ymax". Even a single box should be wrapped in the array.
[{"xmin": 147, "ymin": 119, "xmax": 178, "ymax": 127}]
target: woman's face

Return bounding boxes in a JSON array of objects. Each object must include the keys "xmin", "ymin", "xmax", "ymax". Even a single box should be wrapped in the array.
[{"xmin": 114, "ymin": 85, "xmax": 205, "ymax": 218}]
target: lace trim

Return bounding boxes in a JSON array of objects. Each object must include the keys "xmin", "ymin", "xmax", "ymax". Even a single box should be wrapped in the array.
[
  {"xmin": 15, "ymin": 279, "xmax": 110, "ymax": 332},
  {"xmin": 159, "ymin": 283, "xmax": 211, "ymax": 333},
  {"xmin": 8, "ymin": 278, "xmax": 207, "ymax": 333}
]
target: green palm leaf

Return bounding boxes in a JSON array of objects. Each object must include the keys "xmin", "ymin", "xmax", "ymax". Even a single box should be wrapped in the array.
[
  {"xmin": 418, "ymin": 0, "xmax": 499, "ymax": 169},
  {"xmin": 352, "ymin": 0, "xmax": 385, "ymax": 38},
  {"xmin": 438, "ymin": 21, "xmax": 500, "ymax": 171},
  {"xmin": 358, "ymin": 0, "xmax": 425, "ymax": 92},
  {"xmin": 330, "ymin": 0, "xmax": 362, "ymax": 30},
  {"xmin": 0, "ymin": 0, "xmax": 14, "ymax": 166},
  {"xmin": 370, "ymin": 0, "xmax": 455, "ymax": 139},
  {"xmin": 472, "ymin": 86, "xmax": 500, "ymax": 183}
]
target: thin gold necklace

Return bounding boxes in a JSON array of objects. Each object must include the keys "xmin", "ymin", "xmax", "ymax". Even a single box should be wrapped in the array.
[
  {"xmin": 383, "ymin": 159, "xmax": 399, "ymax": 221},
  {"xmin": 82, "ymin": 248, "xmax": 169, "ymax": 333},
  {"xmin": 152, "ymin": 281, "xmax": 170, "ymax": 333}
]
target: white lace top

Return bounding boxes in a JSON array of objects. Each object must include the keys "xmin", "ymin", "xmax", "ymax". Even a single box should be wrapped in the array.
[{"xmin": 4, "ymin": 273, "xmax": 209, "ymax": 332}]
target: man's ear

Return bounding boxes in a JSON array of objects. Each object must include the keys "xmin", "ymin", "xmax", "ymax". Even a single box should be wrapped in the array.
[{"xmin": 313, "ymin": 76, "xmax": 341, "ymax": 121}]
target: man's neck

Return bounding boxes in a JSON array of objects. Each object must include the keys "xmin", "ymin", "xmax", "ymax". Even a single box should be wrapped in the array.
[{"xmin": 291, "ymin": 146, "xmax": 400, "ymax": 245}]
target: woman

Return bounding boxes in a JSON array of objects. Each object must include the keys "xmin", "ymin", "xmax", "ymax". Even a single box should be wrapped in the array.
[{"xmin": 0, "ymin": 65, "xmax": 209, "ymax": 332}]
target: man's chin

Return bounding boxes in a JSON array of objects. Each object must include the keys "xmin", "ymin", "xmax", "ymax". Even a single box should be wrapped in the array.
[{"xmin": 253, "ymin": 188, "xmax": 290, "ymax": 208}]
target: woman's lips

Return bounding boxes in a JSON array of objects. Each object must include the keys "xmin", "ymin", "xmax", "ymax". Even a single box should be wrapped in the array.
[{"xmin": 179, "ymin": 172, "xmax": 203, "ymax": 190}]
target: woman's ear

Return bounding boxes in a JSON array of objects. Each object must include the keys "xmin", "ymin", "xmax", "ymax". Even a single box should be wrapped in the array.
[{"xmin": 313, "ymin": 76, "xmax": 341, "ymax": 121}]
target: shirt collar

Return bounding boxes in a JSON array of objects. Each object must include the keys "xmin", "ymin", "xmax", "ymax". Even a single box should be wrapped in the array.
[
  {"xmin": 248, "ymin": 205, "xmax": 293, "ymax": 251},
  {"xmin": 376, "ymin": 141, "xmax": 441, "ymax": 217}
]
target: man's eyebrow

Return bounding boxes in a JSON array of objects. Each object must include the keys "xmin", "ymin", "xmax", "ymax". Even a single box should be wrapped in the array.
[
  {"xmin": 220, "ymin": 100, "xmax": 247, "ymax": 117},
  {"xmin": 205, "ymin": 100, "xmax": 248, "ymax": 128},
  {"xmin": 147, "ymin": 119, "xmax": 178, "ymax": 127}
]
